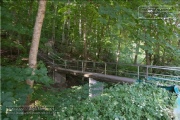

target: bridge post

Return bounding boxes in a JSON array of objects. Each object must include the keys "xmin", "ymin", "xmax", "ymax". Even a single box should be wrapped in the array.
[
  {"xmin": 116, "ymin": 63, "xmax": 117, "ymax": 76},
  {"xmin": 93, "ymin": 62, "xmax": 96, "ymax": 72},
  {"xmin": 53, "ymin": 60, "xmax": 55, "ymax": 80},
  {"xmin": 146, "ymin": 66, "xmax": 149, "ymax": 79},
  {"xmin": 137, "ymin": 65, "xmax": 140, "ymax": 80},
  {"xmin": 65, "ymin": 60, "xmax": 67, "ymax": 69},
  {"xmin": 82, "ymin": 61, "xmax": 84, "ymax": 72},
  {"xmin": 105, "ymin": 63, "xmax": 107, "ymax": 75},
  {"xmin": 77, "ymin": 61, "xmax": 79, "ymax": 70},
  {"xmin": 89, "ymin": 78, "xmax": 103, "ymax": 98}
]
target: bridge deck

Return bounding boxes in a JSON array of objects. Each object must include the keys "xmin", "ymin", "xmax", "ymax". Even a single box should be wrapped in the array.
[{"xmin": 54, "ymin": 67, "xmax": 135, "ymax": 84}]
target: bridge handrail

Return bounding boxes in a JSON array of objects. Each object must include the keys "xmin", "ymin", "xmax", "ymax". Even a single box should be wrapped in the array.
[
  {"xmin": 45, "ymin": 52, "xmax": 180, "ymax": 70},
  {"xmin": 38, "ymin": 52, "xmax": 180, "ymax": 82}
]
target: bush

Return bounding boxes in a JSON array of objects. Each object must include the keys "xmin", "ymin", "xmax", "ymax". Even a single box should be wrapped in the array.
[
  {"xmin": 21, "ymin": 82, "xmax": 176, "ymax": 120},
  {"xmin": 1, "ymin": 65, "xmax": 53, "ymax": 120}
]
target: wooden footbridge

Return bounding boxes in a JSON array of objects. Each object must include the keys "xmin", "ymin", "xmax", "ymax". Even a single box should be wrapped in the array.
[{"xmin": 38, "ymin": 52, "xmax": 180, "ymax": 84}]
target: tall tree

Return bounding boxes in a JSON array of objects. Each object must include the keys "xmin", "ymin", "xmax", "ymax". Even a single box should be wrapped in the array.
[{"xmin": 25, "ymin": 0, "xmax": 46, "ymax": 106}]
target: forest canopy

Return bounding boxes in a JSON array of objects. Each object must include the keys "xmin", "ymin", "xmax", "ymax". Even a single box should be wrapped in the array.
[{"xmin": 1, "ymin": 0, "xmax": 180, "ymax": 66}]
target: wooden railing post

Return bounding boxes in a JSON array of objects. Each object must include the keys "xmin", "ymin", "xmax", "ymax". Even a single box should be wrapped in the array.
[
  {"xmin": 105, "ymin": 63, "xmax": 107, "ymax": 75},
  {"xmin": 116, "ymin": 63, "xmax": 117, "ymax": 76},
  {"xmin": 146, "ymin": 66, "xmax": 149, "ymax": 79},
  {"xmin": 53, "ymin": 60, "xmax": 55, "ymax": 80},
  {"xmin": 82, "ymin": 61, "xmax": 84, "ymax": 72},
  {"xmin": 137, "ymin": 65, "xmax": 140, "ymax": 80},
  {"xmin": 93, "ymin": 62, "xmax": 96, "ymax": 72},
  {"xmin": 65, "ymin": 60, "xmax": 67, "ymax": 69},
  {"xmin": 77, "ymin": 61, "xmax": 79, "ymax": 70}
]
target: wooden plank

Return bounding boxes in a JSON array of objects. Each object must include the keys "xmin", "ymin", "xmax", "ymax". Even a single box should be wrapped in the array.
[{"xmin": 54, "ymin": 67, "xmax": 135, "ymax": 84}]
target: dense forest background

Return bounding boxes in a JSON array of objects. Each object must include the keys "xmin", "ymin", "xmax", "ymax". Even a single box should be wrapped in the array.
[
  {"xmin": 1, "ymin": 0, "xmax": 180, "ymax": 66},
  {"xmin": 1, "ymin": 0, "xmax": 180, "ymax": 120}
]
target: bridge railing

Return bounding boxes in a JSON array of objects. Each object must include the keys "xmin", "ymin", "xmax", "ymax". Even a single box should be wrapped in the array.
[
  {"xmin": 140, "ymin": 65, "xmax": 180, "ymax": 82},
  {"xmin": 58, "ymin": 60, "xmax": 180, "ymax": 82},
  {"xmin": 38, "ymin": 52, "xmax": 180, "ymax": 82}
]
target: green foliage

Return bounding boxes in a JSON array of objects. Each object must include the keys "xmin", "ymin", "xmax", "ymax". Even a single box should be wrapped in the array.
[
  {"xmin": 1, "ymin": 65, "xmax": 53, "ymax": 120},
  {"xmin": 2, "ymin": 0, "xmax": 179, "ymax": 65},
  {"xmin": 1, "ymin": 67, "xmax": 32, "ymax": 120},
  {"xmin": 21, "ymin": 83, "xmax": 176, "ymax": 119}
]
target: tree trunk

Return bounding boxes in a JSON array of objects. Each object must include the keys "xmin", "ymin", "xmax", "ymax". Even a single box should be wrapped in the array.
[
  {"xmin": 62, "ymin": 19, "xmax": 66, "ymax": 44},
  {"xmin": 83, "ymin": 20, "xmax": 87, "ymax": 72},
  {"xmin": 25, "ymin": 0, "xmax": 46, "ymax": 107},
  {"xmin": 145, "ymin": 50, "xmax": 151, "ymax": 65},
  {"xmin": 143, "ymin": 25, "xmax": 151, "ymax": 65},
  {"xmin": 67, "ymin": 0, "xmax": 71, "ymax": 46},
  {"xmin": 52, "ymin": 2, "xmax": 57, "ymax": 42},
  {"xmin": 162, "ymin": 48, "xmax": 165, "ymax": 65},
  {"xmin": 116, "ymin": 39, "xmax": 121, "ymax": 63},
  {"xmin": 82, "ymin": 4, "xmax": 87, "ymax": 82},
  {"xmin": 83, "ymin": 23, "xmax": 87, "ymax": 61},
  {"xmin": 79, "ymin": 5, "xmax": 82, "ymax": 38},
  {"xmin": 28, "ymin": 0, "xmax": 34, "ymax": 21},
  {"xmin": 134, "ymin": 44, "xmax": 138, "ymax": 64},
  {"xmin": 82, "ymin": 4, "xmax": 87, "ymax": 72},
  {"xmin": 153, "ymin": 45, "xmax": 160, "ymax": 65},
  {"xmin": 134, "ymin": 29, "xmax": 140, "ymax": 64},
  {"xmin": 134, "ymin": 54, "xmax": 138, "ymax": 64}
]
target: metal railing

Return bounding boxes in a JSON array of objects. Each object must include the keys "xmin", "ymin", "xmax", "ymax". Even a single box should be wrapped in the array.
[{"xmin": 38, "ymin": 51, "xmax": 180, "ymax": 82}]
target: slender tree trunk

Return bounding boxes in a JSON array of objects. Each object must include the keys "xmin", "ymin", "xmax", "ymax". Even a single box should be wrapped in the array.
[
  {"xmin": 145, "ymin": 50, "xmax": 150, "ymax": 65},
  {"xmin": 134, "ymin": 54, "xmax": 138, "ymax": 64},
  {"xmin": 62, "ymin": 1, "xmax": 71, "ymax": 48},
  {"xmin": 83, "ymin": 23, "xmax": 87, "ymax": 61},
  {"xmin": 134, "ymin": 29, "xmax": 140, "ymax": 64},
  {"xmin": 116, "ymin": 39, "xmax": 121, "ymax": 63},
  {"xmin": 52, "ymin": 3, "xmax": 57, "ymax": 41},
  {"xmin": 79, "ymin": 4, "xmax": 82, "ymax": 44},
  {"xmin": 100, "ymin": 25, "xmax": 105, "ymax": 61},
  {"xmin": 82, "ymin": 4, "xmax": 88, "ymax": 72},
  {"xmin": 144, "ymin": 26, "xmax": 151, "ymax": 65},
  {"xmin": 50, "ymin": 2, "xmax": 57, "ymax": 52},
  {"xmin": 153, "ymin": 44, "xmax": 160, "ymax": 65},
  {"xmin": 134, "ymin": 42, "xmax": 138, "ymax": 64},
  {"xmin": 66, "ymin": 0, "xmax": 71, "ymax": 46},
  {"xmin": 153, "ymin": 21, "xmax": 160, "ymax": 66},
  {"xmin": 83, "ymin": 19, "xmax": 87, "ymax": 72},
  {"xmin": 82, "ymin": 4, "xmax": 87, "ymax": 83},
  {"xmin": 25, "ymin": 0, "xmax": 46, "ymax": 106},
  {"xmin": 134, "ymin": 42, "xmax": 139, "ymax": 64},
  {"xmin": 116, "ymin": 28, "xmax": 121, "ymax": 63},
  {"xmin": 62, "ymin": 20, "xmax": 66, "ymax": 44},
  {"xmin": 28, "ymin": 0, "xmax": 34, "ymax": 22},
  {"xmin": 162, "ymin": 48, "xmax": 165, "ymax": 65}
]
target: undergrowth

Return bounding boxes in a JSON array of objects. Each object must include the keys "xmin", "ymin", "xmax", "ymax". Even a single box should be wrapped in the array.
[
  {"xmin": 1, "ymin": 65, "xmax": 177, "ymax": 120},
  {"xmin": 21, "ymin": 83, "xmax": 176, "ymax": 120}
]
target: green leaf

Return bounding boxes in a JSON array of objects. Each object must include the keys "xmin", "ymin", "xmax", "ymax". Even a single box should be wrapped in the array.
[
  {"xmin": 3, "ymin": 118, "xmax": 9, "ymax": 120},
  {"xmin": 1, "ymin": 92, "xmax": 13, "ymax": 102},
  {"xmin": 3, "ymin": 101, "xmax": 13, "ymax": 107}
]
